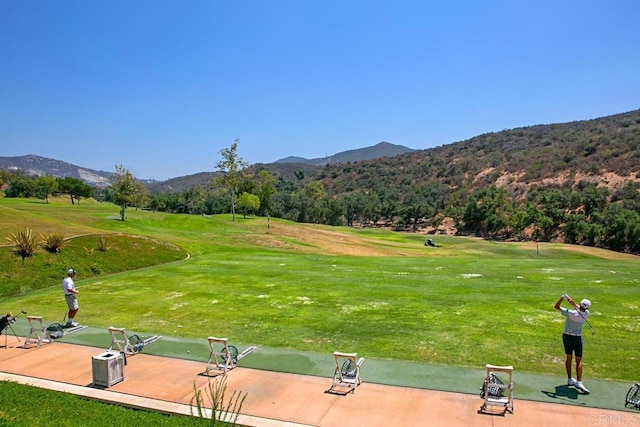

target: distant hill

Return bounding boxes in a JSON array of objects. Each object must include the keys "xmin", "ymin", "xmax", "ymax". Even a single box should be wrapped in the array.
[
  {"xmin": 274, "ymin": 141, "xmax": 415, "ymax": 166},
  {"xmin": 3, "ymin": 109, "xmax": 639, "ymax": 197},
  {"xmin": 1, "ymin": 142, "xmax": 414, "ymax": 193},
  {"xmin": 0, "ymin": 155, "xmax": 112, "ymax": 186},
  {"xmin": 146, "ymin": 163, "xmax": 323, "ymax": 194},
  {"xmin": 150, "ymin": 142, "xmax": 413, "ymax": 193},
  {"xmin": 146, "ymin": 171, "xmax": 217, "ymax": 193},
  {"xmin": 315, "ymin": 108, "xmax": 640, "ymax": 199}
]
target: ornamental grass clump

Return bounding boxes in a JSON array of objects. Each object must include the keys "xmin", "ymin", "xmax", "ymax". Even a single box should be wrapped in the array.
[
  {"xmin": 6, "ymin": 228, "xmax": 40, "ymax": 264},
  {"xmin": 191, "ymin": 375, "xmax": 247, "ymax": 426},
  {"xmin": 97, "ymin": 236, "xmax": 111, "ymax": 252},
  {"xmin": 40, "ymin": 232, "xmax": 67, "ymax": 254}
]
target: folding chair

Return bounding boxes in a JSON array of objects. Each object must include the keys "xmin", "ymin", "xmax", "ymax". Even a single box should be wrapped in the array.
[
  {"xmin": 328, "ymin": 351, "xmax": 365, "ymax": 395},
  {"xmin": 24, "ymin": 316, "xmax": 51, "ymax": 348},
  {"xmin": 203, "ymin": 337, "xmax": 238, "ymax": 376},
  {"xmin": 108, "ymin": 327, "xmax": 140, "ymax": 356},
  {"xmin": 478, "ymin": 364, "xmax": 514, "ymax": 415}
]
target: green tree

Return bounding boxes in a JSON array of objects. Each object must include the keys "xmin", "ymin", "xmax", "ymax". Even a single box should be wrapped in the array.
[
  {"xmin": 599, "ymin": 203, "xmax": 640, "ymax": 253},
  {"xmin": 57, "ymin": 177, "xmax": 93, "ymax": 204},
  {"xmin": 185, "ymin": 186, "xmax": 207, "ymax": 214},
  {"xmin": 400, "ymin": 187, "xmax": 433, "ymax": 232},
  {"xmin": 213, "ymin": 139, "xmax": 248, "ymax": 221},
  {"xmin": 256, "ymin": 170, "xmax": 276, "ymax": 216},
  {"xmin": 36, "ymin": 175, "xmax": 58, "ymax": 203},
  {"xmin": 302, "ymin": 180, "xmax": 329, "ymax": 224},
  {"xmin": 109, "ymin": 165, "xmax": 137, "ymax": 221},
  {"xmin": 462, "ymin": 187, "xmax": 514, "ymax": 237},
  {"xmin": 5, "ymin": 176, "xmax": 38, "ymax": 198},
  {"xmin": 133, "ymin": 181, "xmax": 149, "ymax": 211},
  {"xmin": 338, "ymin": 191, "xmax": 365, "ymax": 227},
  {"xmin": 237, "ymin": 192, "xmax": 260, "ymax": 218}
]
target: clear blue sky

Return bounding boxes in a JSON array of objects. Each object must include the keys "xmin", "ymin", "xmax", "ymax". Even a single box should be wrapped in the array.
[{"xmin": 1, "ymin": 1, "xmax": 639, "ymax": 180}]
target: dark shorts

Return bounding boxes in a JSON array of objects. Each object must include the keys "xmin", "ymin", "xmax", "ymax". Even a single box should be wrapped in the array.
[{"xmin": 562, "ymin": 333, "xmax": 583, "ymax": 358}]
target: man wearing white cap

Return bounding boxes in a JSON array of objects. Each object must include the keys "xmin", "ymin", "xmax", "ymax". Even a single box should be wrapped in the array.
[
  {"xmin": 62, "ymin": 268, "xmax": 79, "ymax": 327},
  {"xmin": 554, "ymin": 294, "xmax": 591, "ymax": 393}
]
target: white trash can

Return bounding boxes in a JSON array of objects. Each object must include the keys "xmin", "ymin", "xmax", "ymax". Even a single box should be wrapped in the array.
[{"xmin": 92, "ymin": 351, "xmax": 125, "ymax": 387}]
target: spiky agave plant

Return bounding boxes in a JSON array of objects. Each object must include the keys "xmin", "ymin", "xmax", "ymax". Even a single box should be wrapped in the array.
[
  {"xmin": 6, "ymin": 228, "xmax": 41, "ymax": 264},
  {"xmin": 40, "ymin": 232, "xmax": 67, "ymax": 254},
  {"xmin": 96, "ymin": 236, "xmax": 111, "ymax": 252}
]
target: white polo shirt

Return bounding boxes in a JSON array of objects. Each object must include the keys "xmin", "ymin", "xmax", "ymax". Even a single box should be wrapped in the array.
[{"xmin": 62, "ymin": 276, "xmax": 75, "ymax": 296}]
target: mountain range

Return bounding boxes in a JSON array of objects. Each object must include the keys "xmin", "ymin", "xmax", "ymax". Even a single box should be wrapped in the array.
[
  {"xmin": 1, "ymin": 109, "xmax": 639, "ymax": 196},
  {"xmin": 274, "ymin": 141, "xmax": 414, "ymax": 165},
  {"xmin": 0, "ymin": 141, "xmax": 414, "ymax": 188}
]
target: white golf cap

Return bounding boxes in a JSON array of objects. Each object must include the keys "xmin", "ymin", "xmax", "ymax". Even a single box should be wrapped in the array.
[
  {"xmin": 68, "ymin": 268, "xmax": 76, "ymax": 275},
  {"xmin": 580, "ymin": 299, "xmax": 591, "ymax": 309}
]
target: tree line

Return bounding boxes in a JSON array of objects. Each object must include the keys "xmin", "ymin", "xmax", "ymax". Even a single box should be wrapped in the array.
[
  {"xmin": 0, "ymin": 170, "xmax": 93, "ymax": 204},
  {"xmin": 2, "ymin": 142, "xmax": 640, "ymax": 254}
]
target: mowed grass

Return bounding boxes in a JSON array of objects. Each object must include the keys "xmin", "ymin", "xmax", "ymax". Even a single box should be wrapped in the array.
[
  {"xmin": 0, "ymin": 381, "xmax": 211, "ymax": 427},
  {"xmin": 1, "ymin": 197, "xmax": 639, "ymax": 382}
]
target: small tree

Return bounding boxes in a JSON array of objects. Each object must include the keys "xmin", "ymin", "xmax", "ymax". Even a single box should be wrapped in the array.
[
  {"xmin": 237, "ymin": 192, "xmax": 260, "ymax": 218},
  {"xmin": 109, "ymin": 165, "xmax": 137, "ymax": 221},
  {"xmin": 213, "ymin": 139, "xmax": 248, "ymax": 221},
  {"xmin": 256, "ymin": 170, "xmax": 276, "ymax": 216},
  {"xmin": 6, "ymin": 228, "xmax": 40, "ymax": 264},
  {"xmin": 133, "ymin": 180, "xmax": 149, "ymax": 211},
  {"xmin": 36, "ymin": 175, "xmax": 58, "ymax": 204}
]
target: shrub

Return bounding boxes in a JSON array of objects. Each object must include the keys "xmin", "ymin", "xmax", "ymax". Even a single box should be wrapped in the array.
[
  {"xmin": 40, "ymin": 232, "xmax": 67, "ymax": 253},
  {"xmin": 97, "ymin": 237, "xmax": 111, "ymax": 252},
  {"xmin": 191, "ymin": 375, "xmax": 246, "ymax": 426},
  {"xmin": 6, "ymin": 228, "xmax": 40, "ymax": 264},
  {"xmin": 90, "ymin": 263, "xmax": 102, "ymax": 275}
]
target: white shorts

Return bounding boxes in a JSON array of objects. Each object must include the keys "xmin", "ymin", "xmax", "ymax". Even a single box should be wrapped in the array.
[{"xmin": 65, "ymin": 294, "xmax": 79, "ymax": 310}]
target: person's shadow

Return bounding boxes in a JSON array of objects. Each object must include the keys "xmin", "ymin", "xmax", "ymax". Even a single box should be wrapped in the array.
[{"xmin": 541, "ymin": 385, "xmax": 583, "ymax": 402}]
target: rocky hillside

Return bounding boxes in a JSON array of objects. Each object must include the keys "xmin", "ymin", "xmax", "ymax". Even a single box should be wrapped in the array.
[
  {"xmin": 0, "ymin": 155, "xmax": 112, "ymax": 186},
  {"xmin": 315, "ymin": 109, "xmax": 640, "ymax": 199},
  {"xmin": 2, "ymin": 110, "xmax": 639, "ymax": 198},
  {"xmin": 152, "ymin": 109, "xmax": 640, "ymax": 197}
]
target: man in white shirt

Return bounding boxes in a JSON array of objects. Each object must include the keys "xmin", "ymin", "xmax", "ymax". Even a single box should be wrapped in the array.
[
  {"xmin": 62, "ymin": 268, "xmax": 79, "ymax": 327},
  {"xmin": 554, "ymin": 294, "xmax": 591, "ymax": 394}
]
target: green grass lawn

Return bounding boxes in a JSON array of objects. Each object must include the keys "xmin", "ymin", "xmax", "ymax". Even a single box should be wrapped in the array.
[
  {"xmin": 0, "ymin": 381, "xmax": 213, "ymax": 427},
  {"xmin": 1, "ymin": 197, "xmax": 639, "ymax": 382}
]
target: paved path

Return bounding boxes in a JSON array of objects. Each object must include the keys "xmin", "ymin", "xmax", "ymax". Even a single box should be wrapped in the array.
[{"xmin": 0, "ymin": 336, "xmax": 636, "ymax": 426}]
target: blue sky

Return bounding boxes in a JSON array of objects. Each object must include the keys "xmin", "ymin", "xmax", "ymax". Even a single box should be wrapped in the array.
[{"xmin": 1, "ymin": 1, "xmax": 639, "ymax": 180}]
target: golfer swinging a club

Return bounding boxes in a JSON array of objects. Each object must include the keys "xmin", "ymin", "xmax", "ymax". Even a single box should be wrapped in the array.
[{"xmin": 554, "ymin": 293, "xmax": 591, "ymax": 393}]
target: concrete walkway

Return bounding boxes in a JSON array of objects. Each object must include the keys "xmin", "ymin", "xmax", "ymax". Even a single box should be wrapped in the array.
[{"xmin": 1, "ymin": 335, "xmax": 637, "ymax": 426}]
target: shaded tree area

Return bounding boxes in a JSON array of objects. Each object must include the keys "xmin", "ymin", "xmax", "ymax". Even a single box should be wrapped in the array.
[
  {"xmin": 58, "ymin": 176, "xmax": 93, "ymax": 204},
  {"xmin": 2, "ymin": 170, "xmax": 92, "ymax": 204}
]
